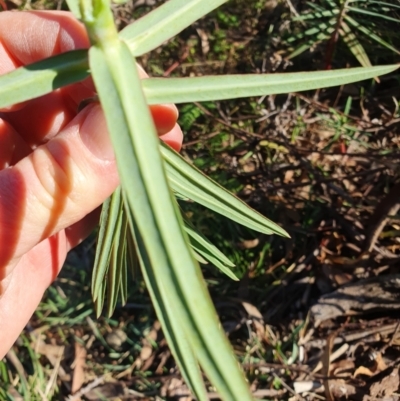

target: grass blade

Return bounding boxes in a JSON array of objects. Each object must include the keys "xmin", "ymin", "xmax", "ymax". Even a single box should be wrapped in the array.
[
  {"xmin": 143, "ymin": 64, "xmax": 399, "ymax": 104},
  {"xmin": 119, "ymin": 0, "xmax": 229, "ymax": 56}
]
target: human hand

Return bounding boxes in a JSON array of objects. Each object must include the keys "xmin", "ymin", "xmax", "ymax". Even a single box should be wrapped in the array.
[{"xmin": 0, "ymin": 10, "xmax": 183, "ymax": 358}]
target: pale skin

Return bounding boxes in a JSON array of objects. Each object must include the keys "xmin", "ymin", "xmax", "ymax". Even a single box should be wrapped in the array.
[{"xmin": 0, "ymin": 11, "xmax": 183, "ymax": 358}]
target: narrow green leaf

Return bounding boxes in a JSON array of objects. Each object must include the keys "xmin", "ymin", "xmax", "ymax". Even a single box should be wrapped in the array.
[
  {"xmin": 125, "ymin": 212, "xmax": 208, "ymax": 400},
  {"xmin": 89, "ymin": 37, "xmax": 254, "ymax": 400},
  {"xmin": 95, "ymin": 279, "xmax": 107, "ymax": 318},
  {"xmin": 118, "ymin": 215, "xmax": 130, "ymax": 307},
  {"xmin": 344, "ymin": 15, "xmax": 400, "ymax": 55},
  {"xmin": 161, "ymin": 143, "xmax": 288, "ymax": 237},
  {"xmin": 192, "ymin": 249, "xmax": 209, "ymax": 265},
  {"xmin": 355, "ymin": 0, "xmax": 400, "ymax": 10},
  {"xmin": 287, "ymin": 38, "xmax": 327, "ymax": 59},
  {"xmin": 340, "ymin": 22, "xmax": 372, "ymax": 68},
  {"xmin": 106, "ymin": 200, "xmax": 125, "ymax": 317},
  {"xmin": 347, "ymin": 6, "xmax": 400, "ymax": 23},
  {"xmin": 92, "ymin": 188, "xmax": 123, "ymax": 303},
  {"xmin": 0, "ymin": 55, "xmax": 397, "ymax": 113},
  {"xmin": 195, "ymin": 249, "xmax": 239, "ymax": 281},
  {"xmin": 65, "ymin": 0, "xmax": 82, "ymax": 19},
  {"xmin": 293, "ymin": 8, "xmax": 339, "ymax": 20},
  {"xmin": 143, "ymin": 64, "xmax": 399, "ymax": 105},
  {"xmin": 125, "ymin": 221, "xmax": 139, "ymax": 281},
  {"xmin": 0, "ymin": 50, "xmax": 89, "ymax": 109},
  {"xmin": 120, "ymin": 0, "xmax": 229, "ymax": 56},
  {"xmin": 287, "ymin": 25, "xmax": 333, "ymax": 44},
  {"xmin": 183, "ymin": 216, "xmax": 235, "ymax": 269},
  {"xmin": 184, "ymin": 224, "xmax": 239, "ymax": 281}
]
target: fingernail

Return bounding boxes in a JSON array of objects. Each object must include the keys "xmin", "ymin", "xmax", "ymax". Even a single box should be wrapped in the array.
[
  {"xmin": 165, "ymin": 103, "xmax": 179, "ymax": 116},
  {"xmin": 80, "ymin": 105, "xmax": 115, "ymax": 160}
]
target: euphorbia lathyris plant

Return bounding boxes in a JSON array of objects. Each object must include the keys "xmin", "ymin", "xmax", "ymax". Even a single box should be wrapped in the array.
[{"xmin": 0, "ymin": 0, "xmax": 397, "ymax": 399}]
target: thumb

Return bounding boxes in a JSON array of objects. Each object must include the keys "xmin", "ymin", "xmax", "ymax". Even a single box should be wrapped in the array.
[{"xmin": 0, "ymin": 104, "xmax": 118, "ymax": 279}]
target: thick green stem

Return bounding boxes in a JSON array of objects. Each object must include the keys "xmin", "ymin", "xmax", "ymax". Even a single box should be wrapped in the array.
[{"xmin": 79, "ymin": 0, "xmax": 118, "ymax": 47}]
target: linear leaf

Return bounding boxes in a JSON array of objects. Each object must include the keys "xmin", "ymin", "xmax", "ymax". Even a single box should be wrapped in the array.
[
  {"xmin": 65, "ymin": 0, "xmax": 81, "ymax": 19},
  {"xmin": 293, "ymin": 8, "xmax": 339, "ymax": 20},
  {"xmin": 119, "ymin": 0, "xmax": 229, "ymax": 56},
  {"xmin": 161, "ymin": 143, "xmax": 288, "ymax": 237},
  {"xmin": 287, "ymin": 38, "xmax": 328, "ymax": 59},
  {"xmin": 186, "ymin": 225, "xmax": 235, "ymax": 268},
  {"xmin": 89, "ymin": 38, "xmax": 253, "ymax": 400},
  {"xmin": 288, "ymin": 42, "xmax": 317, "ymax": 59},
  {"xmin": 184, "ymin": 224, "xmax": 239, "ymax": 281},
  {"xmin": 125, "ymin": 220, "xmax": 139, "ymax": 281},
  {"xmin": 353, "ymin": 0, "xmax": 400, "ymax": 10},
  {"xmin": 344, "ymin": 15, "xmax": 400, "ymax": 55},
  {"xmin": 340, "ymin": 22, "xmax": 372, "ymax": 68},
  {"xmin": 143, "ymin": 64, "xmax": 399, "ymax": 105},
  {"xmin": 118, "ymin": 215, "xmax": 130, "ymax": 307},
  {"xmin": 92, "ymin": 188, "xmax": 123, "ymax": 304},
  {"xmin": 125, "ymin": 214, "xmax": 208, "ymax": 400},
  {"xmin": 192, "ymin": 249, "xmax": 209, "ymax": 265},
  {"xmin": 347, "ymin": 6, "xmax": 400, "ymax": 23},
  {"xmin": 183, "ymin": 214, "xmax": 237, "ymax": 274},
  {"xmin": 95, "ymin": 279, "xmax": 107, "ymax": 318},
  {"xmin": 106, "ymin": 200, "xmax": 125, "ymax": 317},
  {"xmin": 0, "ymin": 55, "xmax": 397, "ymax": 112},
  {"xmin": 0, "ymin": 50, "xmax": 89, "ymax": 109}
]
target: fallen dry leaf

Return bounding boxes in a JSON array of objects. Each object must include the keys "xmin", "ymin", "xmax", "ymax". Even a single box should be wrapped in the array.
[
  {"xmin": 369, "ymin": 368, "xmax": 399, "ymax": 399},
  {"xmin": 71, "ymin": 342, "xmax": 87, "ymax": 396},
  {"xmin": 328, "ymin": 379, "xmax": 358, "ymax": 399},
  {"xmin": 241, "ymin": 301, "xmax": 265, "ymax": 339}
]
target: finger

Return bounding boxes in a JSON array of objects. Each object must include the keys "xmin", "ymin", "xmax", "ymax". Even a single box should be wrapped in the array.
[
  {"xmin": 159, "ymin": 123, "xmax": 183, "ymax": 152},
  {"xmin": 65, "ymin": 207, "xmax": 101, "ymax": 249},
  {"xmin": 0, "ymin": 11, "xmax": 90, "ymax": 115},
  {"xmin": 0, "ymin": 11, "xmax": 180, "ymax": 144},
  {"xmin": 0, "ymin": 230, "xmax": 68, "ymax": 359},
  {"xmin": 3, "ymin": 89, "xmax": 76, "ymax": 146},
  {"xmin": 3, "ymin": 78, "xmax": 177, "ymax": 146},
  {"xmin": 136, "ymin": 65, "xmax": 179, "ymax": 137},
  {"xmin": 0, "ymin": 204, "xmax": 103, "ymax": 357},
  {"xmin": 0, "ymin": 104, "xmax": 119, "ymax": 280},
  {"xmin": 0, "ymin": 119, "xmax": 31, "ymax": 168},
  {"xmin": 0, "ymin": 11, "xmax": 92, "ymax": 142},
  {"xmin": 0, "ymin": 11, "xmax": 89, "ymax": 69},
  {"xmin": 149, "ymin": 104, "xmax": 179, "ymax": 136}
]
